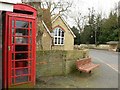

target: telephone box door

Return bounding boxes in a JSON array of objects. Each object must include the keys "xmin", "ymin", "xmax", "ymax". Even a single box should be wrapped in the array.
[{"xmin": 6, "ymin": 13, "xmax": 36, "ymax": 87}]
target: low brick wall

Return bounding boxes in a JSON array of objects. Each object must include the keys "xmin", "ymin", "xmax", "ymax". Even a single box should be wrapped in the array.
[
  {"xmin": 95, "ymin": 45, "xmax": 110, "ymax": 50},
  {"xmin": 75, "ymin": 44, "xmax": 110, "ymax": 50},
  {"xmin": 36, "ymin": 50, "xmax": 88, "ymax": 77}
]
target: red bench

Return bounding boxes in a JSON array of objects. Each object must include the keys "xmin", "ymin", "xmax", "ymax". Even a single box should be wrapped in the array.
[{"xmin": 76, "ymin": 57, "xmax": 100, "ymax": 73}]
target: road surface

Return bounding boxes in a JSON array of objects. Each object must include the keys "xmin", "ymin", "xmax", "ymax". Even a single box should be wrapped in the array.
[
  {"xmin": 89, "ymin": 49, "xmax": 118, "ymax": 88},
  {"xmin": 89, "ymin": 49, "xmax": 118, "ymax": 73}
]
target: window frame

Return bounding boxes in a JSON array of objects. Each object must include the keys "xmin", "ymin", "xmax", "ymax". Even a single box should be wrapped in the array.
[{"xmin": 53, "ymin": 27, "xmax": 64, "ymax": 45}]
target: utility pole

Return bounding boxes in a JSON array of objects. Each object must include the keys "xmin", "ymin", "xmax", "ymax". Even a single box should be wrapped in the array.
[
  {"xmin": 88, "ymin": 7, "xmax": 96, "ymax": 44},
  {"xmin": 95, "ymin": 26, "xmax": 97, "ymax": 46}
]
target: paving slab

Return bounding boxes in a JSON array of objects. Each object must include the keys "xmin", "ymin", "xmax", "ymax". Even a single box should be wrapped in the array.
[{"xmin": 36, "ymin": 63, "xmax": 118, "ymax": 88}]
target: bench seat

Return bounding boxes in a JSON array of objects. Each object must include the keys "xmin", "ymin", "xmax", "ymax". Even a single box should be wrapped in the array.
[{"xmin": 76, "ymin": 57, "xmax": 100, "ymax": 73}]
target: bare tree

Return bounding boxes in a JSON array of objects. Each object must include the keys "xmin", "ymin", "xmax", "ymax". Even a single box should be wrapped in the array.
[
  {"xmin": 22, "ymin": 0, "xmax": 72, "ymax": 50},
  {"xmin": 40, "ymin": 0, "xmax": 72, "ymax": 16},
  {"xmin": 71, "ymin": 11, "xmax": 87, "ymax": 33}
]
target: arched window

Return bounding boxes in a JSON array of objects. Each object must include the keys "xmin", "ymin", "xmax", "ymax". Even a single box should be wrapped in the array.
[{"xmin": 53, "ymin": 27, "xmax": 64, "ymax": 45}]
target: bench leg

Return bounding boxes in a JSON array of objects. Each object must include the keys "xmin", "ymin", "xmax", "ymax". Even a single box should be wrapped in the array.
[{"xmin": 89, "ymin": 71, "xmax": 91, "ymax": 74}]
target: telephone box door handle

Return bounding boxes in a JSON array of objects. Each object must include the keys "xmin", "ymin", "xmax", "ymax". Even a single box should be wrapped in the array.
[{"xmin": 8, "ymin": 46, "xmax": 10, "ymax": 51}]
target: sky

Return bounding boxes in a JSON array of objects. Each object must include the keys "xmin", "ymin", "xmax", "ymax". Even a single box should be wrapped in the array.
[
  {"xmin": 71, "ymin": 0, "xmax": 119, "ymax": 16},
  {"xmin": 12, "ymin": 0, "xmax": 119, "ymax": 17},
  {"xmin": 66, "ymin": 0, "xmax": 120, "ymax": 27},
  {"xmin": 11, "ymin": 0, "xmax": 120, "ymax": 26}
]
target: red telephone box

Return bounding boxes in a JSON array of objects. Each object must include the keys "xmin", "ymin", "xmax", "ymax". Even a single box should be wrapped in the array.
[{"xmin": 3, "ymin": 4, "xmax": 37, "ymax": 88}]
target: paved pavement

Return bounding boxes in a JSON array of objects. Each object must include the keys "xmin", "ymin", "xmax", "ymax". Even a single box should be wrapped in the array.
[{"xmin": 36, "ymin": 49, "xmax": 118, "ymax": 88}]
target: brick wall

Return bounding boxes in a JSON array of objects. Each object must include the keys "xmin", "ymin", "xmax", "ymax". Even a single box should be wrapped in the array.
[{"xmin": 36, "ymin": 50, "xmax": 88, "ymax": 78}]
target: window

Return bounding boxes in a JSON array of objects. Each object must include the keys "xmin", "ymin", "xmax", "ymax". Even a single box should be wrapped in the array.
[
  {"xmin": 53, "ymin": 27, "xmax": 64, "ymax": 45},
  {"xmin": 16, "ymin": 21, "xmax": 29, "ymax": 28}
]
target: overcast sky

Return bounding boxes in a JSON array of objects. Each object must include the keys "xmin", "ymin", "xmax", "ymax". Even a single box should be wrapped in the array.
[
  {"xmin": 65, "ymin": 0, "xmax": 120, "ymax": 27},
  {"xmin": 13, "ymin": 0, "xmax": 120, "ymax": 26},
  {"xmin": 14, "ymin": 0, "xmax": 119, "ymax": 17},
  {"xmin": 71, "ymin": 0, "xmax": 119, "ymax": 16}
]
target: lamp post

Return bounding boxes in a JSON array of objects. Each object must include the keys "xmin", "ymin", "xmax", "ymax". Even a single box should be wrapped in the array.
[{"xmin": 95, "ymin": 26, "xmax": 97, "ymax": 46}]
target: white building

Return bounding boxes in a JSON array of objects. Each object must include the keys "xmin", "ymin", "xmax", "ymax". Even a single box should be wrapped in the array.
[{"xmin": 0, "ymin": 0, "xmax": 21, "ymax": 12}]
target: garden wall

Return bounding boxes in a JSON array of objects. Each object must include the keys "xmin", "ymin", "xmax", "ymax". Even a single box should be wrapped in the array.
[
  {"xmin": 74, "ymin": 44, "xmax": 110, "ymax": 50},
  {"xmin": 36, "ymin": 50, "xmax": 88, "ymax": 78}
]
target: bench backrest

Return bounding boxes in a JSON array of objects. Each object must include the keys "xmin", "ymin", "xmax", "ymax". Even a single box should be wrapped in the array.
[{"xmin": 76, "ymin": 58, "xmax": 91, "ymax": 67}]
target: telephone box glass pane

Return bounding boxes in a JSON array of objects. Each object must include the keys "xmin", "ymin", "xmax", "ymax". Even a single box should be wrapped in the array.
[
  {"xmin": 15, "ymin": 45, "xmax": 28, "ymax": 51},
  {"xmin": 30, "ymin": 22, "xmax": 32, "ymax": 28},
  {"xmin": 16, "ymin": 21, "xmax": 28, "ymax": 28},
  {"xmin": 15, "ymin": 53, "xmax": 28, "ymax": 60},
  {"xmin": 15, "ymin": 68, "xmax": 28, "ymax": 76},
  {"xmin": 30, "ymin": 29, "xmax": 32, "ymax": 36},
  {"xmin": 12, "ymin": 61, "xmax": 14, "ymax": 68},
  {"xmin": 29, "ymin": 53, "xmax": 32, "ymax": 59},
  {"xmin": 28, "ymin": 61, "xmax": 32, "ymax": 66},
  {"xmin": 16, "ymin": 76, "xmax": 28, "ymax": 83},
  {"xmin": 29, "ymin": 77, "xmax": 31, "ymax": 81},
  {"xmin": 12, "ymin": 78, "xmax": 14, "ymax": 84},
  {"xmin": 12, "ymin": 37, "xmax": 14, "ymax": 43},
  {"xmin": 15, "ymin": 61, "xmax": 28, "ymax": 67},
  {"xmin": 16, "ymin": 29, "xmax": 28, "ymax": 36},
  {"xmin": 12, "ymin": 53, "xmax": 14, "ymax": 60},
  {"xmin": 15, "ymin": 37, "xmax": 28, "ymax": 44},
  {"xmin": 30, "ymin": 46, "xmax": 32, "ymax": 51},
  {"xmin": 12, "ymin": 20, "xmax": 14, "ymax": 28},
  {"xmin": 12, "ymin": 70, "xmax": 14, "ymax": 76},
  {"xmin": 30, "ymin": 38, "xmax": 32, "ymax": 44},
  {"xmin": 12, "ymin": 29, "xmax": 14, "ymax": 35}
]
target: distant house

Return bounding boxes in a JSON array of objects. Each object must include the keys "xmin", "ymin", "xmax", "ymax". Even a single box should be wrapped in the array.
[
  {"xmin": 41, "ymin": 14, "xmax": 76, "ymax": 50},
  {"xmin": 106, "ymin": 41, "xmax": 118, "ymax": 51}
]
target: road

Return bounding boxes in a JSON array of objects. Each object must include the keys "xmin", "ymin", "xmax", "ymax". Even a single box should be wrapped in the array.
[
  {"xmin": 89, "ymin": 49, "xmax": 118, "ymax": 73},
  {"xmin": 89, "ymin": 49, "xmax": 118, "ymax": 88}
]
